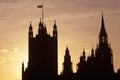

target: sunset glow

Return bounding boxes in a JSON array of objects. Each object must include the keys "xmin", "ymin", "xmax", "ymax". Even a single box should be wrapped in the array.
[{"xmin": 0, "ymin": 0, "xmax": 120, "ymax": 80}]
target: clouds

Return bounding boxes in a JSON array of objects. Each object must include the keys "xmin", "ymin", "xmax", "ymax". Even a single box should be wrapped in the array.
[
  {"xmin": 0, "ymin": 47, "xmax": 22, "ymax": 80},
  {"xmin": 0, "ymin": 48, "xmax": 19, "ymax": 64}
]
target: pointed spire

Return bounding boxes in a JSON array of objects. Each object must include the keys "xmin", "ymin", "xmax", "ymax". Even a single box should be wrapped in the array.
[
  {"xmin": 101, "ymin": 13, "xmax": 105, "ymax": 28},
  {"xmin": 22, "ymin": 61, "xmax": 24, "ymax": 71},
  {"xmin": 22, "ymin": 62, "xmax": 24, "ymax": 67},
  {"xmin": 83, "ymin": 48, "xmax": 85, "ymax": 56},
  {"xmin": 53, "ymin": 20, "xmax": 58, "ymax": 37},
  {"xmin": 65, "ymin": 46, "xmax": 70, "ymax": 56},
  {"xmin": 82, "ymin": 48, "xmax": 86, "ymax": 60},
  {"xmin": 91, "ymin": 47, "xmax": 94, "ymax": 57},
  {"xmin": 64, "ymin": 46, "xmax": 71, "ymax": 63},
  {"xmin": 91, "ymin": 47, "xmax": 94, "ymax": 53},
  {"xmin": 100, "ymin": 13, "xmax": 107, "ymax": 37},
  {"xmin": 29, "ymin": 21, "xmax": 33, "ymax": 30},
  {"xmin": 63, "ymin": 46, "xmax": 73, "ymax": 75},
  {"xmin": 39, "ymin": 18, "xmax": 43, "ymax": 27},
  {"xmin": 99, "ymin": 13, "xmax": 108, "ymax": 43},
  {"xmin": 29, "ymin": 21, "xmax": 33, "ymax": 38},
  {"xmin": 53, "ymin": 20, "xmax": 57, "ymax": 30}
]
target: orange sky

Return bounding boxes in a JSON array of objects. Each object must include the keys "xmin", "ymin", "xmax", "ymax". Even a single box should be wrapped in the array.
[{"xmin": 0, "ymin": 0, "xmax": 120, "ymax": 80}]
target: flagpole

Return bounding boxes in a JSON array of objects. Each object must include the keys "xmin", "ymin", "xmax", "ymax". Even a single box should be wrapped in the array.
[
  {"xmin": 42, "ymin": 3, "xmax": 44, "ymax": 24},
  {"xmin": 37, "ymin": 3, "xmax": 44, "ymax": 24}
]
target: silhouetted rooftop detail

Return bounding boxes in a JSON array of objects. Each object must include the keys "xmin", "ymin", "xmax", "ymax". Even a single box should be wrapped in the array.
[
  {"xmin": 99, "ymin": 13, "xmax": 108, "ymax": 44},
  {"xmin": 22, "ymin": 14, "xmax": 120, "ymax": 80},
  {"xmin": 39, "ymin": 18, "xmax": 43, "ymax": 27},
  {"xmin": 91, "ymin": 47, "xmax": 94, "ymax": 58},
  {"xmin": 53, "ymin": 20, "xmax": 57, "ymax": 30},
  {"xmin": 29, "ymin": 21, "xmax": 32, "ymax": 31}
]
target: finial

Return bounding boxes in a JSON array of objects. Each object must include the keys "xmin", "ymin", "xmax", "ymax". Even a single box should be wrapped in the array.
[
  {"xmin": 40, "ymin": 18, "xmax": 41, "ymax": 22},
  {"xmin": 91, "ymin": 46, "xmax": 94, "ymax": 57},
  {"xmin": 83, "ymin": 48, "xmax": 85, "ymax": 55},
  {"xmin": 53, "ymin": 20, "xmax": 57, "ymax": 30},
  {"xmin": 29, "ymin": 21, "xmax": 32, "ymax": 30},
  {"xmin": 66, "ymin": 46, "xmax": 69, "ymax": 51},
  {"xmin": 101, "ymin": 12, "xmax": 105, "ymax": 28},
  {"xmin": 92, "ymin": 46, "xmax": 94, "ymax": 50},
  {"xmin": 54, "ymin": 20, "xmax": 56, "ymax": 24},
  {"xmin": 22, "ymin": 61, "xmax": 24, "ymax": 66},
  {"xmin": 39, "ymin": 18, "xmax": 43, "ymax": 27},
  {"xmin": 91, "ymin": 46, "xmax": 94, "ymax": 53},
  {"xmin": 39, "ymin": 18, "xmax": 42, "ymax": 24},
  {"xmin": 65, "ymin": 46, "xmax": 69, "ymax": 55}
]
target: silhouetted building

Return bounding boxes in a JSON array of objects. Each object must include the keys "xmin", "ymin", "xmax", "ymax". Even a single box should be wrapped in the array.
[
  {"xmin": 77, "ymin": 49, "xmax": 87, "ymax": 80},
  {"xmin": 60, "ymin": 14, "xmax": 120, "ymax": 80},
  {"xmin": 60, "ymin": 47, "xmax": 73, "ymax": 80},
  {"xmin": 94, "ymin": 14, "xmax": 114, "ymax": 80},
  {"xmin": 22, "ymin": 19, "xmax": 58, "ymax": 80},
  {"xmin": 22, "ymin": 14, "xmax": 120, "ymax": 80}
]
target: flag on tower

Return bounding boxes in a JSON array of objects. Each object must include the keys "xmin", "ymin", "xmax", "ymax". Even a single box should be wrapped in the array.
[
  {"xmin": 37, "ymin": 4, "xmax": 43, "ymax": 8},
  {"xmin": 37, "ymin": 3, "xmax": 44, "ymax": 24}
]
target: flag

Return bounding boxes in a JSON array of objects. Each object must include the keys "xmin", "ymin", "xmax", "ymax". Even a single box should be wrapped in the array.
[{"xmin": 37, "ymin": 5, "xmax": 43, "ymax": 8}]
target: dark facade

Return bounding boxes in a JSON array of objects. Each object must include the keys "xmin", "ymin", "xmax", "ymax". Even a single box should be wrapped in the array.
[
  {"xmin": 22, "ymin": 14, "xmax": 120, "ymax": 80},
  {"xmin": 22, "ymin": 19, "xmax": 58, "ymax": 80},
  {"xmin": 62, "ymin": 47, "xmax": 73, "ymax": 80},
  {"xmin": 75, "ymin": 14, "xmax": 114, "ymax": 80},
  {"xmin": 59, "ymin": 14, "xmax": 120, "ymax": 80}
]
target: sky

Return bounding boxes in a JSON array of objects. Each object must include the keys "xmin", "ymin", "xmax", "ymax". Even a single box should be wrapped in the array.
[{"xmin": 0, "ymin": 0, "xmax": 120, "ymax": 80}]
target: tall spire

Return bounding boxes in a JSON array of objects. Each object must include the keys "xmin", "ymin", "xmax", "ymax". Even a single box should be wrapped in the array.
[
  {"xmin": 29, "ymin": 21, "xmax": 32, "ymax": 31},
  {"xmin": 91, "ymin": 47, "xmax": 94, "ymax": 58},
  {"xmin": 22, "ymin": 62, "xmax": 24, "ymax": 71},
  {"xmin": 53, "ymin": 20, "xmax": 57, "ymax": 30},
  {"xmin": 63, "ymin": 46, "xmax": 73, "ymax": 76},
  {"xmin": 82, "ymin": 48, "xmax": 86, "ymax": 61},
  {"xmin": 101, "ymin": 13, "xmax": 105, "ymax": 29},
  {"xmin": 99, "ymin": 13, "xmax": 108, "ymax": 44},
  {"xmin": 65, "ymin": 46, "xmax": 69, "ymax": 56},
  {"xmin": 39, "ymin": 18, "xmax": 43, "ymax": 27},
  {"xmin": 53, "ymin": 20, "xmax": 58, "ymax": 37},
  {"xmin": 29, "ymin": 21, "xmax": 33, "ymax": 38}
]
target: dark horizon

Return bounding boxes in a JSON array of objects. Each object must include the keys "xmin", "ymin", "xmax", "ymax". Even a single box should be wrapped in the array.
[{"xmin": 22, "ymin": 14, "xmax": 120, "ymax": 80}]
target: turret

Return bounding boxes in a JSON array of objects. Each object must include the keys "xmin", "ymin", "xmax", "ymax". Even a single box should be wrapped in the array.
[
  {"xmin": 29, "ymin": 21, "xmax": 33, "ymax": 38},
  {"xmin": 91, "ymin": 47, "xmax": 94, "ymax": 58},
  {"xmin": 39, "ymin": 18, "xmax": 43, "ymax": 28},
  {"xmin": 77, "ymin": 49, "xmax": 87, "ymax": 75},
  {"xmin": 38, "ymin": 18, "xmax": 43, "ymax": 35},
  {"xmin": 64, "ymin": 47, "xmax": 71, "ymax": 62},
  {"xmin": 63, "ymin": 47, "xmax": 73, "ymax": 79},
  {"xmin": 53, "ymin": 20, "xmax": 57, "ymax": 37},
  {"xmin": 82, "ymin": 48, "xmax": 86, "ymax": 61},
  {"xmin": 38, "ymin": 18, "xmax": 47, "ymax": 36}
]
